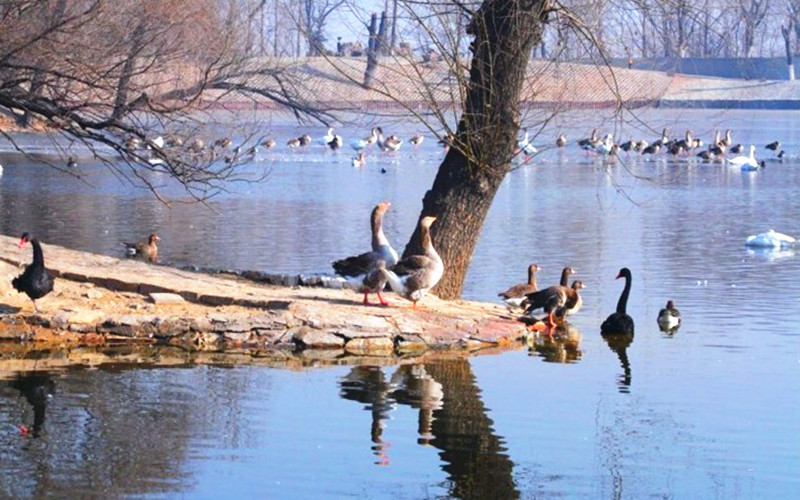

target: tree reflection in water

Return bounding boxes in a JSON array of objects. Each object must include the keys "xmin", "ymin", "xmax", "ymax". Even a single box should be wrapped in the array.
[{"xmin": 339, "ymin": 359, "xmax": 520, "ymax": 499}]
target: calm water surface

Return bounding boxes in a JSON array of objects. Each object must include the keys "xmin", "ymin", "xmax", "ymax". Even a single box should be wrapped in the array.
[{"xmin": 0, "ymin": 109, "xmax": 799, "ymax": 499}]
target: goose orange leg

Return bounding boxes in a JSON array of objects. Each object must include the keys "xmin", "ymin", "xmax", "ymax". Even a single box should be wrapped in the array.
[{"xmin": 377, "ymin": 290, "xmax": 390, "ymax": 307}]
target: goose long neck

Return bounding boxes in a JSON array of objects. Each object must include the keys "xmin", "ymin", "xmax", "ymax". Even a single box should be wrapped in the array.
[
  {"xmin": 420, "ymin": 223, "xmax": 440, "ymax": 262},
  {"xmin": 371, "ymin": 209, "xmax": 388, "ymax": 249},
  {"xmin": 528, "ymin": 268, "xmax": 537, "ymax": 288},
  {"xmin": 617, "ymin": 273, "xmax": 631, "ymax": 314},
  {"xmin": 31, "ymin": 239, "xmax": 45, "ymax": 268}
]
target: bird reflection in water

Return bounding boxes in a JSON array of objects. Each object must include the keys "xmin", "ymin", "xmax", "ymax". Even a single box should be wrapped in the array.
[
  {"xmin": 602, "ymin": 332, "xmax": 634, "ymax": 393},
  {"xmin": 525, "ymin": 322, "xmax": 583, "ymax": 363},
  {"xmin": 339, "ymin": 366, "xmax": 395, "ymax": 465},
  {"xmin": 339, "ymin": 364, "xmax": 444, "ymax": 464},
  {"xmin": 10, "ymin": 372, "xmax": 56, "ymax": 437},
  {"xmin": 389, "ymin": 365, "xmax": 444, "ymax": 445}
]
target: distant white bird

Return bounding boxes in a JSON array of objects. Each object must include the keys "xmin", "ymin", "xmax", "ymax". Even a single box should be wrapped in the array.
[
  {"xmin": 517, "ymin": 129, "xmax": 537, "ymax": 156},
  {"xmin": 727, "ymin": 145, "xmax": 758, "ymax": 169},
  {"xmin": 745, "ymin": 229, "xmax": 796, "ymax": 248},
  {"xmin": 321, "ymin": 127, "xmax": 335, "ymax": 145},
  {"xmin": 594, "ymin": 134, "xmax": 615, "ymax": 155}
]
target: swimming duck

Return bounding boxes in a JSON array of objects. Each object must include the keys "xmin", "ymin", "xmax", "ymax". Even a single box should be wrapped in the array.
[
  {"xmin": 657, "ymin": 300, "xmax": 681, "ymax": 331},
  {"xmin": 765, "ymin": 141, "xmax": 780, "ymax": 152},
  {"xmin": 410, "ymin": 135, "xmax": 424, "ymax": 146},
  {"xmin": 380, "ymin": 216, "xmax": 443, "ymax": 308},
  {"xmin": 556, "ymin": 134, "xmax": 567, "ymax": 148},
  {"xmin": 287, "ymin": 137, "xmax": 301, "ymax": 148},
  {"xmin": 214, "ymin": 137, "xmax": 232, "ymax": 149},
  {"xmin": 123, "ymin": 233, "xmax": 160, "ymax": 262},
  {"xmin": 378, "ymin": 129, "xmax": 403, "ymax": 152},
  {"xmin": 328, "ymin": 135, "xmax": 343, "ymax": 151},
  {"xmin": 333, "ymin": 202, "xmax": 398, "ymax": 306},
  {"xmin": 498, "ymin": 263, "xmax": 540, "ymax": 308},
  {"xmin": 600, "ymin": 267, "xmax": 634, "ymax": 335},
  {"xmin": 298, "ymin": 134, "xmax": 312, "ymax": 147},
  {"xmin": 352, "ymin": 152, "xmax": 367, "ymax": 167},
  {"xmin": 577, "ymin": 128, "xmax": 598, "ymax": 149},
  {"xmin": 12, "ymin": 233, "xmax": 54, "ymax": 313},
  {"xmin": 262, "ymin": 138, "xmax": 276, "ymax": 149}
]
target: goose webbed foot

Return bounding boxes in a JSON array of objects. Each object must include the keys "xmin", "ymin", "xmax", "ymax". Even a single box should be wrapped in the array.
[{"xmin": 377, "ymin": 291, "xmax": 390, "ymax": 307}]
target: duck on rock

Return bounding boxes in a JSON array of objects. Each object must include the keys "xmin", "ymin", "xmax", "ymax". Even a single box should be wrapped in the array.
[
  {"xmin": 12, "ymin": 233, "xmax": 54, "ymax": 313},
  {"xmin": 333, "ymin": 202, "xmax": 398, "ymax": 306},
  {"xmin": 601, "ymin": 267, "xmax": 634, "ymax": 335},
  {"xmin": 379, "ymin": 216, "xmax": 444, "ymax": 308},
  {"xmin": 498, "ymin": 263, "xmax": 540, "ymax": 309}
]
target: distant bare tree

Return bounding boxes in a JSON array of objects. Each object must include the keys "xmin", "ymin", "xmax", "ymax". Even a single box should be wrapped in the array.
[
  {"xmin": 298, "ymin": 0, "xmax": 347, "ymax": 56},
  {"xmin": 738, "ymin": 0, "xmax": 770, "ymax": 57},
  {"xmin": 0, "ymin": 0, "xmax": 331, "ymax": 202}
]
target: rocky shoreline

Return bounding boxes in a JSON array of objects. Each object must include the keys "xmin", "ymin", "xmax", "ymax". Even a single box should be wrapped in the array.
[{"xmin": 0, "ymin": 236, "xmax": 526, "ymax": 359}]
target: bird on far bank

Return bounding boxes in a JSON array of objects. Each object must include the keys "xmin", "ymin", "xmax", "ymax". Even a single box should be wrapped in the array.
[
  {"xmin": 556, "ymin": 134, "xmax": 567, "ymax": 148},
  {"xmin": 410, "ymin": 135, "xmax": 424, "ymax": 147}
]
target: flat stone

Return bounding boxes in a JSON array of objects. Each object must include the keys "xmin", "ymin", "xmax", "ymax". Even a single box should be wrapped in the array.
[
  {"xmin": 149, "ymin": 292, "xmax": 186, "ymax": 304},
  {"xmin": 344, "ymin": 337, "xmax": 395, "ymax": 355},
  {"xmin": 293, "ymin": 328, "xmax": 345, "ymax": 348},
  {"xmin": 84, "ymin": 290, "xmax": 104, "ymax": 299},
  {"xmin": 67, "ymin": 310, "xmax": 105, "ymax": 325}
]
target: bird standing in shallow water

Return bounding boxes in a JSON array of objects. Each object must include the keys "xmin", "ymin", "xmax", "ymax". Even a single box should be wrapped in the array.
[
  {"xmin": 123, "ymin": 233, "xmax": 160, "ymax": 262},
  {"xmin": 12, "ymin": 233, "xmax": 54, "ymax": 313}
]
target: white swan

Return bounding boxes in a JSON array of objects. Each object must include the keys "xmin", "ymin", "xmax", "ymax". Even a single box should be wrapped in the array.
[
  {"xmin": 727, "ymin": 145, "xmax": 758, "ymax": 169},
  {"xmin": 517, "ymin": 129, "xmax": 537, "ymax": 156},
  {"xmin": 320, "ymin": 127, "xmax": 335, "ymax": 145},
  {"xmin": 745, "ymin": 229, "xmax": 796, "ymax": 248},
  {"xmin": 594, "ymin": 134, "xmax": 615, "ymax": 155}
]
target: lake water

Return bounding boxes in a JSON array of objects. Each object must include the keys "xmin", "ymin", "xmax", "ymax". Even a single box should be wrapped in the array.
[{"xmin": 1, "ymin": 109, "xmax": 799, "ymax": 499}]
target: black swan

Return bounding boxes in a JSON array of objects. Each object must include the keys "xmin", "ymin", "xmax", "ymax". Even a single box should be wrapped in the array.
[
  {"xmin": 601, "ymin": 267, "xmax": 634, "ymax": 335},
  {"xmin": 12, "ymin": 233, "xmax": 54, "ymax": 312}
]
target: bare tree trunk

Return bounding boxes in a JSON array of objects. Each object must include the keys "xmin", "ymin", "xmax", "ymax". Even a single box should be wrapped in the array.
[
  {"xmin": 783, "ymin": 22, "xmax": 795, "ymax": 81},
  {"xmin": 403, "ymin": 0, "xmax": 548, "ymax": 300},
  {"xmin": 112, "ymin": 23, "xmax": 146, "ymax": 120},
  {"xmin": 363, "ymin": 12, "xmax": 384, "ymax": 88},
  {"xmin": 390, "ymin": 0, "xmax": 398, "ymax": 54}
]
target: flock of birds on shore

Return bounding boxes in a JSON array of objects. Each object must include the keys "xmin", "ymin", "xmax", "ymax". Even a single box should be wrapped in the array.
[
  {"xmin": 9, "ymin": 201, "xmax": 668, "ymax": 337},
  {"xmin": 328, "ymin": 202, "xmax": 683, "ymax": 337},
  {"xmin": 13, "ymin": 198, "xmax": 792, "ymax": 337}
]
